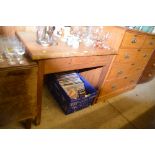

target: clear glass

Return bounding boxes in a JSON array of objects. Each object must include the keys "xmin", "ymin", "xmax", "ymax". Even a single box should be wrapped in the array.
[
  {"xmin": 2, "ymin": 36, "xmax": 26, "ymax": 65},
  {"xmin": 36, "ymin": 26, "xmax": 55, "ymax": 46},
  {"xmin": 0, "ymin": 37, "xmax": 5, "ymax": 62},
  {"xmin": 14, "ymin": 41, "xmax": 25, "ymax": 64},
  {"xmin": 0, "ymin": 52, "xmax": 4, "ymax": 63},
  {"xmin": 63, "ymin": 26, "xmax": 112, "ymax": 49}
]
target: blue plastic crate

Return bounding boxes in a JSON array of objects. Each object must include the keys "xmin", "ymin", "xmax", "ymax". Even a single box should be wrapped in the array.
[{"xmin": 46, "ymin": 73, "xmax": 97, "ymax": 114}]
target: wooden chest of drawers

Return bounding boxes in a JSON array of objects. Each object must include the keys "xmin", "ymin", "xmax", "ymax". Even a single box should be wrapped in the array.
[
  {"xmin": 98, "ymin": 28, "xmax": 155, "ymax": 101},
  {"xmin": 139, "ymin": 50, "xmax": 155, "ymax": 83},
  {"xmin": 0, "ymin": 56, "xmax": 38, "ymax": 128}
]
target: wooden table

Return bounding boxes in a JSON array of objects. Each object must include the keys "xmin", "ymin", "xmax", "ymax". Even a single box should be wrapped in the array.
[{"xmin": 16, "ymin": 31, "xmax": 117, "ymax": 125}]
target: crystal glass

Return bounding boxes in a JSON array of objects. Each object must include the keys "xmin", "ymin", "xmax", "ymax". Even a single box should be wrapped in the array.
[
  {"xmin": 0, "ymin": 52, "xmax": 4, "ymax": 63},
  {"xmin": 101, "ymin": 31, "xmax": 111, "ymax": 50},
  {"xmin": 36, "ymin": 26, "xmax": 55, "ymax": 46},
  {"xmin": 4, "ymin": 37, "xmax": 18, "ymax": 65},
  {"xmin": 0, "ymin": 37, "xmax": 5, "ymax": 62},
  {"xmin": 14, "ymin": 41, "xmax": 25, "ymax": 64},
  {"xmin": 2, "ymin": 36, "xmax": 26, "ymax": 65}
]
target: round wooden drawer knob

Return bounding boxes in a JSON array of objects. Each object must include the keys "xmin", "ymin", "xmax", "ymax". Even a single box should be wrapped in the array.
[
  {"xmin": 124, "ymin": 54, "xmax": 129, "ymax": 59},
  {"xmin": 148, "ymin": 73, "xmax": 152, "ymax": 77},
  {"xmin": 152, "ymin": 63, "xmax": 155, "ymax": 67},
  {"xmin": 117, "ymin": 71, "xmax": 123, "ymax": 75}
]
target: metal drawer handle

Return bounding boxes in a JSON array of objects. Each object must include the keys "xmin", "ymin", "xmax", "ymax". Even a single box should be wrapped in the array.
[
  {"xmin": 131, "ymin": 38, "xmax": 137, "ymax": 43},
  {"xmin": 117, "ymin": 71, "xmax": 123, "ymax": 75}
]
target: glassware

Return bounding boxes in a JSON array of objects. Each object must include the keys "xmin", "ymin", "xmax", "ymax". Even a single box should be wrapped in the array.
[
  {"xmin": 101, "ymin": 31, "xmax": 111, "ymax": 50},
  {"xmin": 1, "ymin": 36, "xmax": 26, "ymax": 65},
  {"xmin": 13, "ymin": 41, "xmax": 25, "ymax": 64},
  {"xmin": 36, "ymin": 26, "xmax": 55, "ymax": 46},
  {"xmin": 0, "ymin": 52, "xmax": 4, "ymax": 63},
  {"xmin": 0, "ymin": 37, "xmax": 5, "ymax": 63}
]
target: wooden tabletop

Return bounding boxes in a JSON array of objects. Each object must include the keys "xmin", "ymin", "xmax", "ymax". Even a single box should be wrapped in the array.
[
  {"xmin": 16, "ymin": 32, "xmax": 117, "ymax": 60},
  {"xmin": 0, "ymin": 41, "xmax": 37, "ymax": 71},
  {"xmin": 0, "ymin": 55, "xmax": 37, "ymax": 71}
]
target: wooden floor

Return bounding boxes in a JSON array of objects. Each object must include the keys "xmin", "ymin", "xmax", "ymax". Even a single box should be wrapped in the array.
[{"xmin": 1, "ymin": 78, "xmax": 155, "ymax": 129}]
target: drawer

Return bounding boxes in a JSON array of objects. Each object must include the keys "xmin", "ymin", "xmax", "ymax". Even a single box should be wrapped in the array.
[
  {"xmin": 44, "ymin": 56, "xmax": 111, "ymax": 74},
  {"xmin": 100, "ymin": 74, "xmax": 140, "ymax": 97},
  {"xmin": 94, "ymin": 56, "xmax": 111, "ymax": 66},
  {"xmin": 142, "ymin": 35, "xmax": 155, "ymax": 49},
  {"xmin": 71, "ymin": 56, "xmax": 94, "ymax": 65},
  {"xmin": 107, "ymin": 63, "xmax": 132, "ymax": 80},
  {"xmin": 0, "ymin": 67, "xmax": 37, "ymax": 126},
  {"xmin": 71, "ymin": 55, "xmax": 109, "ymax": 66},
  {"xmin": 126, "ymin": 73, "xmax": 142, "ymax": 85},
  {"xmin": 101, "ymin": 77, "xmax": 128, "ymax": 95},
  {"xmin": 115, "ymin": 49, "xmax": 138, "ymax": 63},
  {"xmin": 136, "ymin": 49, "xmax": 154, "ymax": 66},
  {"xmin": 0, "ymin": 67, "xmax": 37, "ymax": 98},
  {"xmin": 121, "ymin": 31, "xmax": 145, "ymax": 48}
]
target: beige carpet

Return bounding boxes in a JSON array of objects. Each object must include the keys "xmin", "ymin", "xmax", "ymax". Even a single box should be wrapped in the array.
[{"xmin": 1, "ymin": 78, "xmax": 155, "ymax": 129}]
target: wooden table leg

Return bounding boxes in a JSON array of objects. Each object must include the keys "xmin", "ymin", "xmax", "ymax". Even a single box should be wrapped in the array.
[
  {"xmin": 34, "ymin": 61, "xmax": 44, "ymax": 125},
  {"xmin": 25, "ymin": 118, "xmax": 32, "ymax": 129},
  {"xmin": 93, "ymin": 55, "xmax": 115, "ymax": 104}
]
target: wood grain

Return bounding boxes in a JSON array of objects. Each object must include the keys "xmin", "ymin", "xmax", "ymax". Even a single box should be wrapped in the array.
[
  {"xmin": 16, "ymin": 31, "xmax": 117, "ymax": 60},
  {"xmin": 44, "ymin": 55, "xmax": 111, "ymax": 74},
  {"xmin": 0, "ymin": 65, "xmax": 38, "ymax": 126},
  {"xmin": 99, "ymin": 27, "xmax": 155, "ymax": 100}
]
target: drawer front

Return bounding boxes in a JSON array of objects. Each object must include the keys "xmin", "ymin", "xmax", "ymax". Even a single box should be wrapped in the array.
[
  {"xmin": 100, "ymin": 74, "xmax": 140, "ymax": 97},
  {"xmin": 107, "ymin": 63, "xmax": 131, "ymax": 80},
  {"xmin": 44, "ymin": 56, "xmax": 112, "ymax": 74},
  {"xmin": 121, "ymin": 31, "xmax": 145, "ymax": 48},
  {"xmin": 115, "ymin": 49, "xmax": 138, "ymax": 63},
  {"xmin": 126, "ymin": 73, "xmax": 142, "ymax": 85},
  {"xmin": 136, "ymin": 49, "xmax": 154, "ymax": 66},
  {"xmin": 142, "ymin": 35, "xmax": 155, "ymax": 49},
  {"xmin": 0, "ymin": 67, "xmax": 37, "ymax": 126},
  {"xmin": 107, "ymin": 60, "xmax": 143, "ymax": 81},
  {"xmin": 71, "ymin": 55, "xmax": 110, "ymax": 66},
  {"xmin": 101, "ymin": 77, "xmax": 127, "ymax": 95}
]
